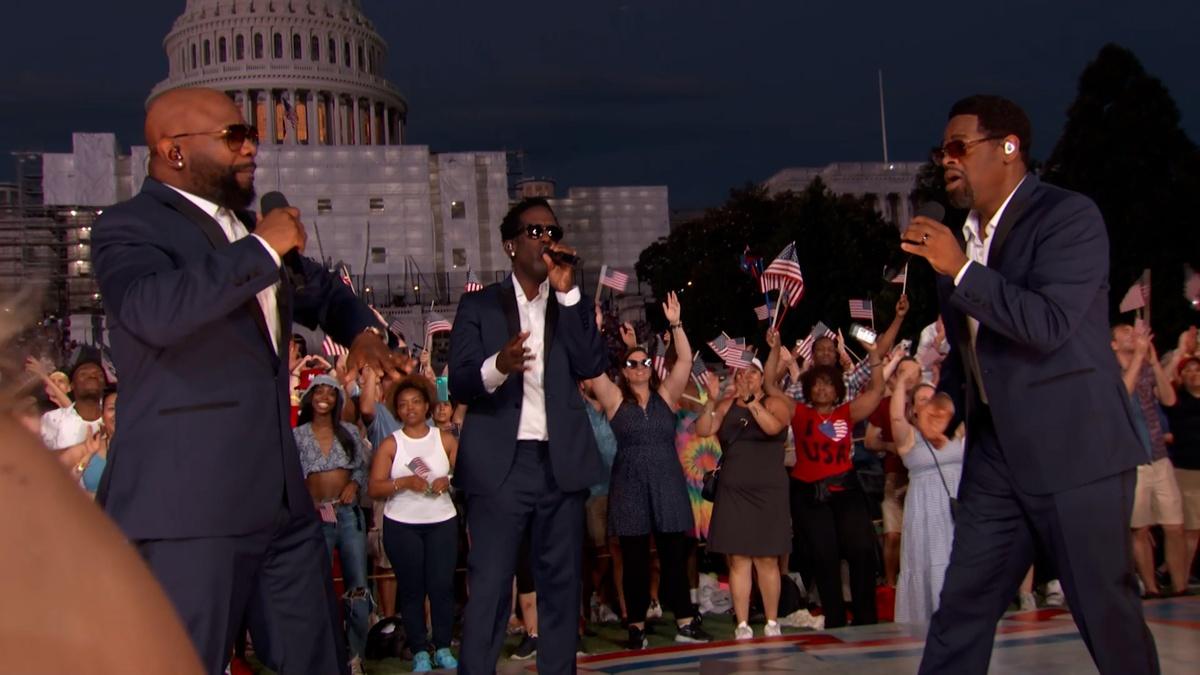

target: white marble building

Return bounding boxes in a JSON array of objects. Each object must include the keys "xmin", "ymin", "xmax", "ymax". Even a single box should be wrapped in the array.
[{"xmin": 764, "ymin": 161, "xmax": 923, "ymax": 226}]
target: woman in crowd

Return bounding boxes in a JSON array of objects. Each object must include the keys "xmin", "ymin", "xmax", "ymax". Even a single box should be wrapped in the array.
[
  {"xmin": 293, "ymin": 375, "xmax": 373, "ymax": 674},
  {"xmin": 368, "ymin": 376, "xmax": 459, "ymax": 672},
  {"xmin": 588, "ymin": 292, "xmax": 712, "ymax": 649},
  {"xmin": 888, "ymin": 374, "xmax": 964, "ymax": 624},
  {"xmin": 77, "ymin": 388, "xmax": 117, "ymax": 497},
  {"xmin": 697, "ymin": 350, "xmax": 792, "ymax": 639},
  {"xmin": 1167, "ymin": 355, "xmax": 1200, "ymax": 580},
  {"xmin": 766, "ymin": 332, "xmax": 884, "ymax": 628}
]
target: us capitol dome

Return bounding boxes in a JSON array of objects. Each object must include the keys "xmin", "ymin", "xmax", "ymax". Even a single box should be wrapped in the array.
[{"xmin": 150, "ymin": 0, "xmax": 407, "ymax": 147}]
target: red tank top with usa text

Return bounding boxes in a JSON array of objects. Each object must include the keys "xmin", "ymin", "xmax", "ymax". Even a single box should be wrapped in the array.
[{"xmin": 790, "ymin": 402, "xmax": 854, "ymax": 483}]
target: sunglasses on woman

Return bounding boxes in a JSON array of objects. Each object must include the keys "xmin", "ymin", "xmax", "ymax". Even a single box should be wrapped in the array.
[
  {"xmin": 169, "ymin": 124, "xmax": 260, "ymax": 153},
  {"xmin": 523, "ymin": 223, "xmax": 564, "ymax": 242},
  {"xmin": 624, "ymin": 357, "xmax": 653, "ymax": 369},
  {"xmin": 930, "ymin": 135, "xmax": 1005, "ymax": 165}
]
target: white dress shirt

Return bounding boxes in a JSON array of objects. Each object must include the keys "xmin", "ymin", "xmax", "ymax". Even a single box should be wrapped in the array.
[
  {"xmin": 480, "ymin": 275, "xmax": 582, "ymax": 441},
  {"xmin": 165, "ymin": 184, "xmax": 283, "ymax": 353},
  {"xmin": 952, "ymin": 176, "xmax": 1026, "ymax": 402}
]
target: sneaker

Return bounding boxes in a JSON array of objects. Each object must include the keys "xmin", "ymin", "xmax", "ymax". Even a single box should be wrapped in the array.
[
  {"xmin": 1018, "ymin": 592, "xmax": 1037, "ymax": 612},
  {"xmin": 675, "ymin": 617, "xmax": 713, "ymax": 643},
  {"xmin": 626, "ymin": 625, "xmax": 648, "ymax": 650},
  {"xmin": 511, "ymin": 634, "xmax": 537, "ymax": 660},
  {"xmin": 412, "ymin": 651, "xmax": 433, "ymax": 673},
  {"xmin": 597, "ymin": 603, "xmax": 620, "ymax": 623},
  {"xmin": 576, "ymin": 638, "xmax": 589, "ymax": 657},
  {"xmin": 734, "ymin": 623, "xmax": 754, "ymax": 640},
  {"xmin": 646, "ymin": 600, "xmax": 663, "ymax": 620},
  {"xmin": 764, "ymin": 620, "xmax": 782, "ymax": 637},
  {"xmin": 1044, "ymin": 579, "xmax": 1065, "ymax": 608},
  {"xmin": 434, "ymin": 648, "xmax": 458, "ymax": 669},
  {"xmin": 778, "ymin": 608, "xmax": 824, "ymax": 630},
  {"xmin": 349, "ymin": 656, "xmax": 366, "ymax": 675}
]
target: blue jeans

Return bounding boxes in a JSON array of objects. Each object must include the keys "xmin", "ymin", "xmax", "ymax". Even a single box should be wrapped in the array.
[{"xmin": 321, "ymin": 503, "xmax": 373, "ymax": 660}]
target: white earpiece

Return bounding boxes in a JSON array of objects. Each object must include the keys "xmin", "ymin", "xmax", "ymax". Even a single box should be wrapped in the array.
[{"xmin": 1004, "ymin": 141, "xmax": 1016, "ymax": 155}]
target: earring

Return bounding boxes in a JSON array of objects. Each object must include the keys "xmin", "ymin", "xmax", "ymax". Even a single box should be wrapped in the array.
[{"xmin": 176, "ymin": 161, "xmax": 185, "ymax": 168}]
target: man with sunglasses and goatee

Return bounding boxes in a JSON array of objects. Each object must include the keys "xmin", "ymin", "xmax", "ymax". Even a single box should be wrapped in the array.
[
  {"xmin": 449, "ymin": 198, "xmax": 609, "ymax": 674},
  {"xmin": 901, "ymin": 95, "xmax": 1159, "ymax": 674},
  {"xmin": 91, "ymin": 87, "xmax": 407, "ymax": 675}
]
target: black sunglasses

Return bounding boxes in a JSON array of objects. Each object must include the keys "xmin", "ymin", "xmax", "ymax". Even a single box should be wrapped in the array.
[
  {"xmin": 624, "ymin": 357, "xmax": 653, "ymax": 369},
  {"xmin": 524, "ymin": 223, "xmax": 563, "ymax": 242},
  {"xmin": 930, "ymin": 135, "xmax": 1005, "ymax": 165},
  {"xmin": 169, "ymin": 124, "xmax": 260, "ymax": 152}
]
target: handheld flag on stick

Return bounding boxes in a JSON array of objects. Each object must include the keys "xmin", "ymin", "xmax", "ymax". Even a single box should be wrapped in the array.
[
  {"xmin": 322, "ymin": 334, "xmax": 348, "ymax": 358},
  {"xmin": 760, "ymin": 242, "xmax": 805, "ymax": 308},
  {"xmin": 653, "ymin": 335, "xmax": 669, "ymax": 381},
  {"xmin": 598, "ymin": 265, "xmax": 630, "ymax": 292},
  {"xmin": 424, "ymin": 311, "xmax": 452, "ymax": 343},
  {"xmin": 464, "ymin": 269, "xmax": 484, "ymax": 293},
  {"xmin": 1119, "ymin": 269, "xmax": 1150, "ymax": 314},
  {"xmin": 849, "ymin": 299, "xmax": 874, "ymax": 321}
]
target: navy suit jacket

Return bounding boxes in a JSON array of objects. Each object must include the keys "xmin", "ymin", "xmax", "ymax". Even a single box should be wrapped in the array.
[
  {"xmin": 448, "ymin": 276, "xmax": 608, "ymax": 496},
  {"xmin": 92, "ymin": 177, "xmax": 377, "ymax": 539},
  {"xmin": 936, "ymin": 174, "xmax": 1146, "ymax": 495}
]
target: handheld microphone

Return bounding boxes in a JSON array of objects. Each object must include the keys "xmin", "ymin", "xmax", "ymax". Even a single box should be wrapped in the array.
[
  {"xmin": 259, "ymin": 191, "xmax": 306, "ymax": 290},
  {"xmin": 542, "ymin": 246, "xmax": 582, "ymax": 267},
  {"xmin": 884, "ymin": 202, "xmax": 945, "ymax": 282}
]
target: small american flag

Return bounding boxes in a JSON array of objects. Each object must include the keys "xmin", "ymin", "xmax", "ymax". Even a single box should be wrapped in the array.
[
  {"xmin": 849, "ymin": 299, "xmax": 874, "ymax": 321},
  {"xmin": 811, "ymin": 321, "xmax": 836, "ymax": 341},
  {"xmin": 338, "ymin": 265, "xmax": 356, "ymax": 295},
  {"xmin": 464, "ymin": 269, "xmax": 484, "ymax": 293},
  {"xmin": 889, "ymin": 266, "xmax": 907, "ymax": 285},
  {"xmin": 388, "ymin": 317, "xmax": 405, "ymax": 338},
  {"xmin": 725, "ymin": 347, "xmax": 756, "ymax": 370},
  {"xmin": 691, "ymin": 353, "xmax": 708, "ymax": 379},
  {"xmin": 425, "ymin": 311, "xmax": 452, "ymax": 338},
  {"xmin": 407, "ymin": 457, "xmax": 434, "ymax": 482},
  {"xmin": 281, "ymin": 92, "xmax": 299, "ymax": 137},
  {"xmin": 760, "ymin": 242, "xmax": 805, "ymax": 307},
  {"xmin": 796, "ymin": 334, "xmax": 816, "ymax": 361},
  {"xmin": 1119, "ymin": 269, "xmax": 1150, "ymax": 313},
  {"xmin": 754, "ymin": 304, "xmax": 769, "ymax": 321},
  {"xmin": 653, "ymin": 336, "xmax": 668, "ymax": 381},
  {"xmin": 599, "ymin": 265, "xmax": 630, "ymax": 292},
  {"xmin": 322, "ymin": 334, "xmax": 348, "ymax": 357}
]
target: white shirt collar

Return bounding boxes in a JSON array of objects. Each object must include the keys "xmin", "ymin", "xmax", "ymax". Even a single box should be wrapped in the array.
[
  {"xmin": 164, "ymin": 183, "xmax": 225, "ymax": 220},
  {"xmin": 511, "ymin": 274, "xmax": 550, "ymax": 305},
  {"xmin": 963, "ymin": 175, "xmax": 1027, "ymax": 246}
]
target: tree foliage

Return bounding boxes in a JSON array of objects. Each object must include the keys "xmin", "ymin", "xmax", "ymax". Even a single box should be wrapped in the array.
[
  {"xmin": 635, "ymin": 179, "xmax": 937, "ymax": 353},
  {"xmin": 1043, "ymin": 43, "xmax": 1200, "ymax": 340}
]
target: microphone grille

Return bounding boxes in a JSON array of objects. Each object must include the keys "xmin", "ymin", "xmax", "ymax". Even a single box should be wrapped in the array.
[{"xmin": 259, "ymin": 191, "xmax": 289, "ymax": 214}]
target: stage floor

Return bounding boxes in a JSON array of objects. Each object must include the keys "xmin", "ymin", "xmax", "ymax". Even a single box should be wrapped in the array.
[{"xmin": 491, "ymin": 595, "xmax": 1199, "ymax": 674}]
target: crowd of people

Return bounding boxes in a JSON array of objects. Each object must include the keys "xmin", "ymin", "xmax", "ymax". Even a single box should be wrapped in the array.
[{"xmin": 26, "ymin": 294, "xmax": 1198, "ymax": 671}]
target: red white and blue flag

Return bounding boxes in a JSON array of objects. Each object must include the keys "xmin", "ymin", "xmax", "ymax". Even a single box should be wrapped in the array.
[
  {"xmin": 464, "ymin": 269, "xmax": 484, "ymax": 293},
  {"xmin": 653, "ymin": 336, "xmax": 669, "ymax": 381},
  {"xmin": 406, "ymin": 457, "xmax": 434, "ymax": 482},
  {"xmin": 754, "ymin": 304, "xmax": 770, "ymax": 321},
  {"xmin": 849, "ymin": 299, "xmax": 874, "ymax": 321},
  {"xmin": 599, "ymin": 265, "xmax": 630, "ymax": 292},
  {"xmin": 425, "ymin": 311, "xmax": 452, "ymax": 339},
  {"xmin": 760, "ymin": 242, "xmax": 805, "ymax": 307},
  {"xmin": 322, "ymin": 334, "xmax": 348, "ymax": 358}
]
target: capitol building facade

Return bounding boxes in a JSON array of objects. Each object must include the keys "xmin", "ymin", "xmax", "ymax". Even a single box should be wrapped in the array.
[{"xmin": 30, "ymin": 0, "xmax": 670, "ymax": 333}]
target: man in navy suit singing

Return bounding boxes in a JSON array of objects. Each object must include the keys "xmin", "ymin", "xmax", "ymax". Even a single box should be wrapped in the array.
[
  {"xmin": 92, "ymin": 87, "xmax": 406, "ymax": 675},
  {"xmin": 449, "ymin": 198, "xmax": 609, "ymax": 674},
  {"xmin": 902, "ymin": 95, "xmax": 1159, "ymax": 674}
]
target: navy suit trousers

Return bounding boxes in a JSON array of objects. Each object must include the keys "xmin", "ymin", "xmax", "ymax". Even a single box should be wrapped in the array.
[
  {"xmin": 919, "ymin": 407, "xmax": 1159, "ymax": 674},
  {"xmin": 459, "ymin": 441, "xmax": 587, "ymax": 675}
]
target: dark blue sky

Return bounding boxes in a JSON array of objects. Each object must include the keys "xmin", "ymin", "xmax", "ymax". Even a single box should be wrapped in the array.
[{"xmin": 1, "ymin": 0, "xmax": 1196, "ymax": 207}]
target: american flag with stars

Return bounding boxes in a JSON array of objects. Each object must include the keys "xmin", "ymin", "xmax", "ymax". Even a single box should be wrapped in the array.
[
  {"xmin": 322, "ymin": 334, "xmax": 348, "ymax": 358},
  {"xmin": 464, "ymin": 269, "xmax": 484, "ymax": 293},
  {"xmin": 599, "ymin": 265, "xmax": 630, "ymax": 292},
  {"xmin": 760, "ymin": 241, "xmax": 805, "ymax": 307},
  {"xmin": 848, "ymin": 299, "xmax": 874, "ymax": 321},
  {"xmin": 425, "ymin": 311, "xmax": 452, "ymax": 340}
]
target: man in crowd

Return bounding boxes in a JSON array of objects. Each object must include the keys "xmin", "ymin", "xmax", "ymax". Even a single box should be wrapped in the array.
[
  {"xmin": 901, "ymin": 94, "xmax": 1158, "ymax": 674},
  {"xmin": 450, "ymin": 197, "xmax": 608, "ymax": 674},
  {"xmin": 1113, "ymin": 324, "xmax": 1189, "ymax": 596},
  {"xmin": 91, "ymin": 87, "xmax": 405, "ymax": 675},
  {"xmin": 40, "ymin": 358, "xmax": 106, "ymax": 458}
]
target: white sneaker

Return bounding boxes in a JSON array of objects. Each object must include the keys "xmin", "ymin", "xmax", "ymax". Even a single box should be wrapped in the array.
[
  {"xmin": 764, "ymin": 621, "xmax": 782, "ymax": 637},
  {"xmin": 597, "ymin": 603, "xmax": 620, "ymax": 623},
  {"xmin": 646, "ymin": 600, "xmax": 663, "ymax": 620},
  {"xmin": 1044, "ymin": 580, "xmax": 1065, "ymax": 608},
  {"xmin": 1018, "ymin": 592, "xmax": 1037, "ymax": 612},
  {"xmin": 778, "ymin": 608, "xmax": 824, "ymax": 631},
  {"xmin": 349, "ymin": 657, "xmax": 366, "ymax": 675},
  {"xmin": 734, "ymin": 623, "xmax": 754, "ymax": 640}
]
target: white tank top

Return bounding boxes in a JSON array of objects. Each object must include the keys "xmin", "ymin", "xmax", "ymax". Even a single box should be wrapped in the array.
[{"xmin": 383, "ymin": 426, "xmax": 457, "ymax": 525}]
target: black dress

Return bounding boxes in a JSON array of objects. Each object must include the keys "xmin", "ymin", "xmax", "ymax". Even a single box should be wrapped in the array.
[
  {"xmin": 607, "ymin": 392, "xmax": 695, "ymax": 537},
  {"xmin": 707, "ymin": 404, "xmax": 791, "ymax": 556}
]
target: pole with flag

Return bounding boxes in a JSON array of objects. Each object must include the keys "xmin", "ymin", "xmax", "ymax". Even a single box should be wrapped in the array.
[
  {"xmin": 1119, "ymin": 269, "xmax": 1151, "ymax": 324},
  {"xmin": 464, "ymin": 268, "xmax": 484, "ymax": 293},
  {"xmin": 761, "ymin": 242, "xmax": 805, "ymax": 328},
  {"xmin": 424, "ymin": 310, "xmax": 452, "ymax": 345},
  {"xmin": 849, "ymin": 298, "xmax": 875, "ymax": 330}
]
